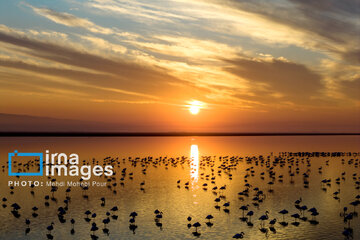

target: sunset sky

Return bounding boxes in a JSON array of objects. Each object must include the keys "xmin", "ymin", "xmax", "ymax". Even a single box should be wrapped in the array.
[{"xmin": 0, "ymin": 0, "xmax": 359, "ymax": 132}]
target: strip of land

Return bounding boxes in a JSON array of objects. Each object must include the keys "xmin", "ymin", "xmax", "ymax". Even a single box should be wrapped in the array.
[{"xmin": 0, "ymin": 132, "xmax": 359, "ymax": 137}]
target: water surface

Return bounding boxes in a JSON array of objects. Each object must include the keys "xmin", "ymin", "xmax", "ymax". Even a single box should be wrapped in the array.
[{"xmin": 0, "ymin": 136, "xmax": 359, "ymax": 239}]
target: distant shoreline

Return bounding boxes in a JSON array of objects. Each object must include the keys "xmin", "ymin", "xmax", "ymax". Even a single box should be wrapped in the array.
[{"xmin": 0, "ymin": 132, "xmax": 359, "ymax": 137}]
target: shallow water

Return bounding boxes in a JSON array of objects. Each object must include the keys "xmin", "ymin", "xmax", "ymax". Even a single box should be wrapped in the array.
[{"xmin": 0, "ymin": 136, "xmax": 359, "ymax": 240}]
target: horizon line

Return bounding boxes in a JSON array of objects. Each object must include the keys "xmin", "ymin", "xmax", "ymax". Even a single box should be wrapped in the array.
[{"xmin": 0, "ymin": 132, "xmax": 359, "ymax": 137}]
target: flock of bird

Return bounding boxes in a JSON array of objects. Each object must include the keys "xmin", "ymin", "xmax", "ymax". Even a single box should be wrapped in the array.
[{"xmin": 1, "ymin": 151, "xmax": 359, "ymax": 239}]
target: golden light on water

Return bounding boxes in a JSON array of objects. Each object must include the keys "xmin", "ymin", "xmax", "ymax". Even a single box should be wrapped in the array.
[{"xmin": 190, "ymin": 144, "xmax": 199, "ymax": 184}]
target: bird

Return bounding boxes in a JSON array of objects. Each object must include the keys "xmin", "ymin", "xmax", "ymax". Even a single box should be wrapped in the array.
[
  {"xmin": 259, "ymin": 211, "xmax": 269, "ymax": 228},
  {"xmin": 205, "ymin": 215, "xmax": 214, "ymax": 227},
  {"xmin": 70, "ymin": 218, "xmax": 75, "ymax": 232},
  {"xmin": 233, "ymin": 232, "xmax": 245, "ymax": 239},
  {"xmin": 343, "ymin": 228, "xmax": 353, "ymax": 239},
  {"xmin": 291, "ymin": 213, "xmax": 300, "ymax": 226},
  {"xmin": 90, "ymin": 222, "xmax": 99, "ymax": 234},
  {"xmin": 279, "ymin": 209, "xmax": 288, "ymax": 226},
  {"xmin": 223, "ymin": 202, "xmax": 230, "ymax": 213},
  {"xmin": 103, "ymin": 217, "xmax": 110, "ymax": 226},
  {"xmin": 269, "ymin": 218, "xmax": 276, "ymax": 225},
  {"xmin": 130, "ymin": 212, "xmax": 138, "ymax": 218},
  {"xmin": 247, "ymin": 211, "xmax": 254, "ymax": 226},
  {"xmin": 239, "ymin": 205, "xmax": 249, "ymax": 221},
  {"xmin": 214, "ymin": 198, "xmax": 221, "ymax": 209},
  {"xmin": 187, "ymin": 216, "xmax": 192, "ymax": 228},
  {"xmin": 47, "ymin": 222, "xmax": 54, "ymax": 233},
  {"xmin": 84, "ymin": 210, "xmax": 91, "ymax": 217},
  {"xmin": 100, "ymin": 197, "xmax": 105, "ymax": 206},
  {"xmin": 111, "ymin": 206, "xmax": 118, "ymax": 211},
  {"xmin": 193, "ymin": 222, "xmax": 201, "ymax": 231},
  {"xmin": 205, "ymin": 215, "xmax": 214, "ymax": 222}
]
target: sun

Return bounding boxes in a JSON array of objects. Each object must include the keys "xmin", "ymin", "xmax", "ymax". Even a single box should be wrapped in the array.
[
  {"xmin": 188, "ymin": 100, "xmax": 204, "ymax": 115},
  {"xmin": 189, "ymin": 105, "xmax": 200, "ymax": 115}
]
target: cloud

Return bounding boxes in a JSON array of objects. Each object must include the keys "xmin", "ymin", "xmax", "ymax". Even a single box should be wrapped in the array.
[
  {"xmin": 80, "ymin": 35, "xmax": 127, "ymax": 54},
  {"xmin": 88, "ymin": 0, "xmax": 195, "ymax": 23},
  {"xmin": 129, "ymin": 35, "xmax": 240, "ymax": 61},
  {"xmin": 0, "ymin": 26, "xmax": 221, "ymax": 108},
  {"xmin": 0, "ymin": 28, "xmax": 175, "ymax": 100},
  {"xmin": 0, "ymin": 58, "xmax": 158, "ymax": 100},
  {"xmin": 205, "ymin": 0, "xmax": 359, "ymax": 64},
  {"xmin": 224, "ymin": 57, "xmax": 323, "ymax": 104},
  {"xmin": 341, "ymin": 49, "xmax": 360, "ymax": 65},
  {"xmin": 26, "ymin": 3, "xmax": 115, "ymax": 34},
  {"xmin": 340, "ymin": 78, "xmax": 360, "ymax": 100}
]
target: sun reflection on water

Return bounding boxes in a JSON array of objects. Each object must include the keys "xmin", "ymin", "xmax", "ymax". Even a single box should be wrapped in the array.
[{"xmin": 190, "ymin": 144, "xmax": 199, "ymax": 186}]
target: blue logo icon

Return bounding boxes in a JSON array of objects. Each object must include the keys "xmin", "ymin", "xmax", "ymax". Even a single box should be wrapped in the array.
[{"xmin": 8, "ymin": 150, "xmax": 43, "ymax": 176}]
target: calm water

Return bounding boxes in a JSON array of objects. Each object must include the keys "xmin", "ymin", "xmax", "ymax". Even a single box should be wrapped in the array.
[{"xmin": 0, "ymin": 136, "xmax": 359, "ymax": 240}]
